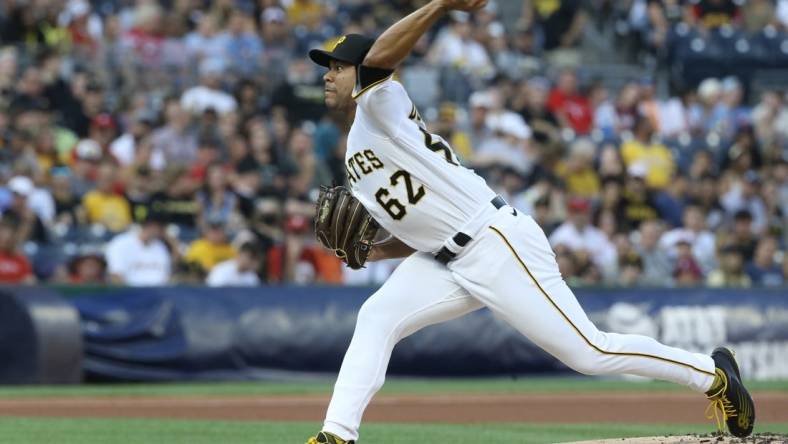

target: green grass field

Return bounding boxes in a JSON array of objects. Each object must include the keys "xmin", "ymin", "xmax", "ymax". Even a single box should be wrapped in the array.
[{"xmin": 0, "ymin": 378, "xmax": 786, "ymax": 444}]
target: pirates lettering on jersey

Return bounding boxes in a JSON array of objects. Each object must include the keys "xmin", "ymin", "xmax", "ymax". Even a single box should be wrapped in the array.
[
  {"xmin": 347, "ymin": 74, "xmax": 497, "ymax": 253},
  {"xmin": 346, "ymin": 149, "xmax": 384, "ymax": 184}
]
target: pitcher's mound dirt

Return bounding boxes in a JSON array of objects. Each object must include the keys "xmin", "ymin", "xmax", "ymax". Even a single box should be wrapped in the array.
[{"xmin": 563, "ymin": 434, "xmax": 787, "ymax": 444}]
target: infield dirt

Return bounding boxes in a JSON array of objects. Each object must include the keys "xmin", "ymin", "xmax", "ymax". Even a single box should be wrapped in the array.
[{"xmin": 0, "ymin": 392, "xmax": 786, "ymax": 424}]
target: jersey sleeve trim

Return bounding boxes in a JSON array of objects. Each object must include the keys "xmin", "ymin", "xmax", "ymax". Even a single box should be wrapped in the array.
[{"xmin": 353, "ymin": 65, "xmax": 394, "ymax": 100}]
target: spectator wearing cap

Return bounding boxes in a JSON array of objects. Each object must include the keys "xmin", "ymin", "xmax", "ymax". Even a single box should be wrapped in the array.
[
  {"xmin": 549, "ymin": 196, "xmax": 617, "ymax": 276},
  {"xmin": 206, "ymin": 241, "xmax": 261, "ymax": 287},
  {"xmin": 150, "ymin": 99, "xmax": 198, "ymax": 169},
  {"xmin": 476, "ymin": 112, "xmax": 533, "ymax": 174},
  {"xmin": 546, "ymin": 69, "xmax": 593, "ymax": 135},
  {"xmin": 620, "ymin": 115, "xmax": 674, "ymax": 190},
  {"xmin": 60, "ymin": 0, "xmax": 102, "ymax": 47},
  {"xmin": 707, "ymin": 244, "xmax": 752, "ymax": 288},
  {"xmin": 466, "ymin": 91, "xmax": 495, "ymax": 152},
  {"xmin": 555, "ymin": 138, "xmax": 599, "ymax": 198},
  {"xmin": 721, "ymin": 170, "xmax": 768, "ymax": 234},
  {"xmin": 689, "ymin": 78, "xmax": 724, "ymax": 135},
  {"xmin": 69, "ymin": 139, "xmax": 102, "ymax": 197},
  {"xmin": 3, "ymin": 169, "xmax": 56, "ymax": 229},
  {"xmin": 184, "ymin": 217, "xmax": 236, "ymax": 274},
  {"xmin": 0, "ymin": 217, "xmax": 35, "ymax": 284},
  {"xmin": 180, "ymin": 58, "xmax": 238, "ymax": 115},
  {"xmin": 82, "ymin": 162, "xmax": 131, "ymax": 232},
  {"xmin": 105, "ymin": 211, "xmax": 171, "ymax": 286},
  {"xmin": 1, "ymin": 176, "xmax": 48, "ymax": 244},
  {"xmin": 745, "ymin": 236, "xmax": 784, "ymax": 287},
  {"xmin": 659, "ymin": 204, "xmax": 717, "ymax": 273}
]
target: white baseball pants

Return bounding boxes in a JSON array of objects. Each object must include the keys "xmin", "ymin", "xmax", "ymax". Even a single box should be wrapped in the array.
[{"xmin": 323, "ymin": 207, "xmax": 716, "ymax": 441}]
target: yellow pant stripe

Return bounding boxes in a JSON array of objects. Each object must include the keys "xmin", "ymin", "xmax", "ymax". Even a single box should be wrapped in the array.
[{"xmin": 488, "ymin": 225, "xmax": 717, "ymax": 378}]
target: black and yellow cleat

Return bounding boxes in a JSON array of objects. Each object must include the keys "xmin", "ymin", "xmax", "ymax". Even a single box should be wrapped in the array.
[
  {"xmin": 306, "ymin": 431, "xmax": 355, "ymax": 444},
  {"xmin": 705, "ymin": 347, "xmax": 755, "ymax": 437}
]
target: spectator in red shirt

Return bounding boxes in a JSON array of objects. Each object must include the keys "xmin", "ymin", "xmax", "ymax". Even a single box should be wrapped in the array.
[
  {"xmin": 0, "ymin": 217, "xmax": 35, "ymax": 284},
  {"xmin": 547, "ymin": 69, "xmax": 593, "ymax": 135}
]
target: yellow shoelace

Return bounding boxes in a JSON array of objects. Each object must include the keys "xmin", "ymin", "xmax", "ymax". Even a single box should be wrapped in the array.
[
  {"xmin": 705, "ymin": 369, "xmax": 737, "ymax": 432},
  {"xmin": 306, "ymin": 438, "xmax": 319, "ymax": 444}
]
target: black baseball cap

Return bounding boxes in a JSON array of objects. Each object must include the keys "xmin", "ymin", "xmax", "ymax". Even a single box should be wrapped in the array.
[{"xmin": 309, "ymin": 34, "xmax": 375, "ymax": 68}]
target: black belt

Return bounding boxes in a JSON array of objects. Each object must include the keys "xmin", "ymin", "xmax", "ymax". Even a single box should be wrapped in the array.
[{"xmin": 434, "ymin": 195, "xmax": 510, "ymax": 265}]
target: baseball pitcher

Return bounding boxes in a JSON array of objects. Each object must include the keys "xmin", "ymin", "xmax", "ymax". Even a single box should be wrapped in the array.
[{"xmin": 305, "ymin": 1, "xmax": 755, "ymax": 443}]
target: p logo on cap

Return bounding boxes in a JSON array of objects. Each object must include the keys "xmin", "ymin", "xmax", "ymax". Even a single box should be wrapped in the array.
[{"xmin": 330, "ymin": 35, "xmax": 347, "ymax": 51}]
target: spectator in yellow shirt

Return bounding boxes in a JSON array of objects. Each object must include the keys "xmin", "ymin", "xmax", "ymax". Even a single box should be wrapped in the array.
[
  {"xmin": 82, "ymin": 162, "xmax": 131, "ymax": 232},
  {"xmin": 620, "ymin": 115, "xmax": 675, "ymax": 190},
  {"xmin": 286, "ymin": 0, "xmax": 321, "ymax": 26},
  {"xmin": 554, "ymin": 138, "xmax": 600, "ymax": 198},
  {"xmin": 184, "ymin": 218, "xmax": 236, "ymax": 273}
]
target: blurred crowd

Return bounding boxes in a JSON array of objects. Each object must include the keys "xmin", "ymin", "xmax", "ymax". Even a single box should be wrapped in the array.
[{"xmin": 0, "ymin": 0, "xmax": 786, "ymax": 288}]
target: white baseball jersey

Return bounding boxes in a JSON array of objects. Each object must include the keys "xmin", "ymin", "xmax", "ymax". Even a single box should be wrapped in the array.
[{"xmin": 346, "ymin": 67, "xmax": 496, "ymax": 253}]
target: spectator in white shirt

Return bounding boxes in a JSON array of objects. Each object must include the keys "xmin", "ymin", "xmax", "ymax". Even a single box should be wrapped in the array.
[
  {"xmin": 476, "ymin": 112, "xmax": 533, "ymax": 174},
  {"xmin": 109, "ymin": 110, "xmax": 156, "ymax": 167},
  {"xmin": 105, "ymin": 212, "xmax": 171, "ymax": 286},
  {"xmin": 428, "ymin": 12, "xmax": 493, "ymax": 81},
  {"xmin": 180, "ymin": 58, "xmax": 238, "ymax": 115},
  {"xmin": 206, "ymin": 242, "xmax": 261, "ymax": 287},
  {"xmin": 550, "ymin": 197, "xmax": 618, "ymax": 277}
]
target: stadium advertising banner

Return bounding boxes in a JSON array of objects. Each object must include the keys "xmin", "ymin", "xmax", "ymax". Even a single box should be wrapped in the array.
[{"xmin": 67, "ymin": 287, "xmax": 788, "ymax": 381}]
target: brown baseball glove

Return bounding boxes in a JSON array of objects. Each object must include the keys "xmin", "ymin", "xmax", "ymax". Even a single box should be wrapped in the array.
[{"xmin": 315, "ymin": 185, "xmax": 379, "ymax": 270}]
